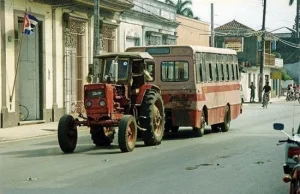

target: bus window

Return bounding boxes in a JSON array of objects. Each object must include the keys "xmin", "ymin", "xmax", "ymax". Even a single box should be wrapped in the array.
[
  {"xmin": 226, "ymin": 64, "xmax": 230, "ymax": 80},
  {"xmin": 199, "ymin": 64, "xmax": 204, "ymax": 82},
  {"xmin": 202, "ymin": 62, "xmax": 207, "ymax": 82},
  {"xmin": 209, "ymin": 63, "xmax": 213, "ymax": 81},
  {"xmin": 196, "ymin": 62, "xmax": 200, "ymax": 83},
  {"xmin": 220, "ymin": 64, "xmax": 225, "ymax": 81},
  {"xmin": 231, "ymin": 64, "xmax": 235, "ymax": 80},
  {"xmin": 161, "ymin": 61, "xmax": 189, "ymax": 82},
  {"xmin": 215, "ymin": 64, "xmax": 219, "ymax": 81},
  {"xmin": 235, "ymin": 64, "xmax": 239, "ymax": 80},
  {"xmin": 196, "ymin": 62, "xmax": 203, "ymax": 82},
  {"xmin": 146, "ymin": 61, "xmax": 155, "ymax": 81}
]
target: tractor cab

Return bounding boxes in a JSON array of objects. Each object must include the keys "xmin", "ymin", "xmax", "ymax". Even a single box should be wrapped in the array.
[
  {"xmin": 98, "ymin": 52, "xmax": 153, "ymax": 100},
  {"xmin": 85, "ymin": 52, "xmax": 154, "ymax": 120}
]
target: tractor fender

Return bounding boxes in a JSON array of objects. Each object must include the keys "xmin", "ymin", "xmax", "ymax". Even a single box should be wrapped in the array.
[{"xmin": 136, "ymin": 84, "xmax": 161, "ymax": 105}]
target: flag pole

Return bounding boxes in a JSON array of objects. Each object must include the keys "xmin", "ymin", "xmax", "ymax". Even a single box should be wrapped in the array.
[{"xmin": 10, "ymin": 32, "xmax": 24, "ymax": 107}]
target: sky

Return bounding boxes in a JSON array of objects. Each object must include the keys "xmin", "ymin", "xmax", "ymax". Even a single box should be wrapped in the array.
[{"xmin": 192, "ymin": 0, "xmax": 296, "ymax": 33}]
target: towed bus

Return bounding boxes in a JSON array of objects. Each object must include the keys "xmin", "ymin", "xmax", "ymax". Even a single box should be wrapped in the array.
[{"xmin": 126, "ymin": 45, "xmax": 242, "ymax": 137}]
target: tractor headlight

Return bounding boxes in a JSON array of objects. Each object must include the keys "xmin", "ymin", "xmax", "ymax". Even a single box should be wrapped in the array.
[
  {"xmin": 85, "ymin": 100, "xmax": 92, "ymax": 107},
  {"xmin": 99, "ymin": 100, "xmax": 106, "ymax": 107}
]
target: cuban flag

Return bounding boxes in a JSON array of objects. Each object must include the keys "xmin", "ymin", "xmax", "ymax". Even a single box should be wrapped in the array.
[{"xmin": 22, "ymin": 13, "xmax": 39, "ymax": 35}]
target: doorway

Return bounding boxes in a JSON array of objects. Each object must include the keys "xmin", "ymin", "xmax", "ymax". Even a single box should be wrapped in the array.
[{"xmin": 17, "ymin": 18, "xmax": 42, "ymax": 120}]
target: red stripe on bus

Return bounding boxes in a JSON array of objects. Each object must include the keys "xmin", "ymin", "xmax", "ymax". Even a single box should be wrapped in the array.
[
  {"xmin": 204, "ymin": 83, "xmax": 240, "ymax": 93},
  {"xmin": 162, "ymin": 83, "xmax": 240, "ymax": 103}
]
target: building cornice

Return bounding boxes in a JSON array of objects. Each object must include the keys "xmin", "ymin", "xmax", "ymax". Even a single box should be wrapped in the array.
[
  {"xmin": 122, "ymin": 10, "xmax": 179, "ymax": 27},
  {"xmin": 74, "ymin": 0, "xmax": 134, "ymax": 12}
]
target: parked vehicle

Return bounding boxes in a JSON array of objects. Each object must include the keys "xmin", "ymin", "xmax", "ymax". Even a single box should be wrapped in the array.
[
  {"xmin": 57, "ymin": 52, "xmax": 165, "ymax": 153},
  {"xmin": 274, "ymin": 123, "xmax": 300, "ymax": 194},
  {"xmin": 126, "ymin": 45, "xmax": 242, "ymax": 136}
]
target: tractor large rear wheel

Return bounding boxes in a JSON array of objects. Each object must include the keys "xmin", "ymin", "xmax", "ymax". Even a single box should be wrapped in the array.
[
  {"xmin": 118, "ymin": 115, "xmax": 137, "ymax": 152},
  {"xmin": 140, "ymin": 90, "xmax": 165, "ymax": 146},
  {"xmin": 58, "ymin": 115, "xmax": 78, "ymax": 153},
  {"xmin": 90, "ymin": 126, "xmax": 115, "ymax": 146}
]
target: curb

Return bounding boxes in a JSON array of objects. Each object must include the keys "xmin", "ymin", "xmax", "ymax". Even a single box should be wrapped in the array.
[{"xmin": 0, "ymin": 127, "xmax": 89, "ymax": 144}]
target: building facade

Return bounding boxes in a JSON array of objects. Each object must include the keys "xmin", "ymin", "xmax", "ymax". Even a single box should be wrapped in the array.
[
  {"xmin": 176, "ymin": 15, "xmax": 209, "ymax": 46},
  {"xmin": 214, "ymin": 20, "xmax": 283, "ymax": 102},
  {"xmin": 119, "ymin": 0, "xmax": 178, "ymax": 52},
  {"xmin": 0, "ymin": 0, "xmax": 133, "ymax": 127}
]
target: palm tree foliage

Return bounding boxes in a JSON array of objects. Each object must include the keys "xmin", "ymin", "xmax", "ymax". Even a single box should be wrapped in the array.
[
  {"xmin": 289, "ymin": 0, "xmax": 295, "ymax": 5},
  {"xmin": 165, "ymin": 0, "xmax": 194, "ymax": 18}
]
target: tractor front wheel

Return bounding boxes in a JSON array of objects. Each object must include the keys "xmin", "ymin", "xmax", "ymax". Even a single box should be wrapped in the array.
[
  {"xmin": 58, "ymin": 115, "xmax": 78, "ymax": 153},
  {"xmin": 140, "ymin": 89, "xmax": 165, "ymax": 146},
  {"xmin": 118, "ymin": 115, "xmax": 137, "ymax": 152}
]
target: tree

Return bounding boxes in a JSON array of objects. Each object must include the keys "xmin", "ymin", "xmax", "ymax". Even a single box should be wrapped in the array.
[
  {"xmin": 289, "ymin": 0, "xmax": 299, "ymax": 37},
  {"xmin": 290, "ymin": 0, "xmax": 295, "ymax": 5},
  {"xmin": 281, "ymin": 69, "xmax": 293, "ymax": 81},
  {"xmin": 165, "ymin": 0, "xmax": 194, "ymax": 18},
  {"xmin": 272, "ymin": 51, "xmax": 282, "ymax": 58}
]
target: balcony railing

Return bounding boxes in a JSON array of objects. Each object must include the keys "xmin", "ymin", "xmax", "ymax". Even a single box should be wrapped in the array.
[{"xmin": 257, "ymin": 52, "xmax": 275, "ymax": 66}]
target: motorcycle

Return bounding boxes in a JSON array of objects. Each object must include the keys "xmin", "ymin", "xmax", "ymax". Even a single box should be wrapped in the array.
[{"xmin": 274, "ymin": 123, "xmax": 300, "ymax": 194}]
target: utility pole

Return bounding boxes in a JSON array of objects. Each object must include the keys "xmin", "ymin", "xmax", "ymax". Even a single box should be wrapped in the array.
[
  {"xmin": 259, "ymin": 0, "xmax": 267, "ymax": 103},
  {"xmin": 297, "ymin": 0, "xmax": 299, "ymax": 38},
  {"xmin": 93, "ymin": 0, "xmax": 100, "ymax": 57},
  {"xmin": 210, "ymin": 3, "xmax": 214, "ymax": 47}
]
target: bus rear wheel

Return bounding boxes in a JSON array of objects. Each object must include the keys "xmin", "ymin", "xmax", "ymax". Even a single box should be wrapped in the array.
[
  {"xmin": 193, "ymin": 111, "xmax": 205, "ymax": 137},
  {"xmin": 220, "ymin": 105, "xmax": 231, "ymax": 132}
]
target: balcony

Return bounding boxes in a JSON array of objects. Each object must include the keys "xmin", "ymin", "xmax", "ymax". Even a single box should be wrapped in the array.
[
  {"xmin": 257, "ymin": 52, "xmax": 275, "ymax": 66},
  {"xmin": 35, "ymin": 0, "xmax": 134, "ymax": 12}
]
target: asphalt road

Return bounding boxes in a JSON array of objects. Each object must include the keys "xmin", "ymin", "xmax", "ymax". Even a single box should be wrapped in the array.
[{"xmin": 1, "ymin": 101, "xmax": 300, "ymax": 194}]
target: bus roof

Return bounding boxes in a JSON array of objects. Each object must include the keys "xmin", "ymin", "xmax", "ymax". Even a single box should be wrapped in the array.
[
  {"xmin": 126, "ymin": 45, "xmax": 237, "ymax": 55},
  {"xmin": 96, "ymin": 52, "xmax": 153, "ymax": 59}
]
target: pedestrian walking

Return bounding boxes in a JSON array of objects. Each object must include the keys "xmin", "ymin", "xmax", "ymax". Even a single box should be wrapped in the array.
[{"xmin": 250, "ymin": 82, "xmax": 256, "ymax": 102}]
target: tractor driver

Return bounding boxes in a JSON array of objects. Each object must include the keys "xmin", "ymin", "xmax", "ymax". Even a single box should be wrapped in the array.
[{"xmin": 130, "ymin": 61, "xmax": 153, "ymax": 86}]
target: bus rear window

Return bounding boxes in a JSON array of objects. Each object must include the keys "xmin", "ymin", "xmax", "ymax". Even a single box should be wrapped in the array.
[
  {"xmin": 146, "ymin": 47, "xmax": 170, "ymax": 55},
  {"xmin": 161, "ymin": 61, "xmax": 189, "ymax": 82}
]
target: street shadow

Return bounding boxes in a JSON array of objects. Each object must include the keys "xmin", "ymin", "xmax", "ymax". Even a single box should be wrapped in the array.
[
  {"xmin": 33, "ymin": 135, "xmax": 93, "ymax": 146},
  {"xmin": 34, "ymin": 135, "xmax": 149, "ymax": 147},
  {"xmin": 163, "ymin": 128, "xmax": 216, "ymax": 141},
  {"xmin": 84, "ymin": 142, "xmax": 152, "ymax": 155},
  {"xmin": 1, "ymin": 144, "xmax": 102, "ymax": 158}
]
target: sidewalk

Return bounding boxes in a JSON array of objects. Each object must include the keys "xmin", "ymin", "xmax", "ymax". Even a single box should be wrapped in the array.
[
  {"xmin": 243, "ymin": 96, "xmax": 286, "ymax": 104},
  {"xmin": 0, "ymin": 122, "xmax": 88, "ymax": 143}
]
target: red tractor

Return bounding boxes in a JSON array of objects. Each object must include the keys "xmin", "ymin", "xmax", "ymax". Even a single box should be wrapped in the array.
[{"xmin": 57, "ymin": 52, "xmax": 165, "ymax": 153}]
